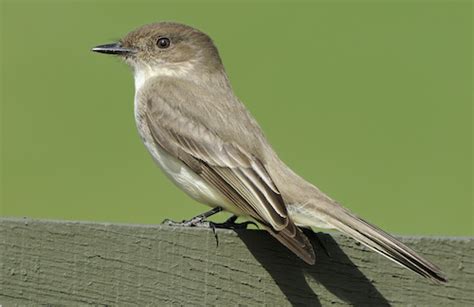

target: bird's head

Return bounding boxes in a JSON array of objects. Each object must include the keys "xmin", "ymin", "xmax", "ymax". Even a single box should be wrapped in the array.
[{"xmin": 92, "ymin": 22, "xmax": 224, "ymax": 82}]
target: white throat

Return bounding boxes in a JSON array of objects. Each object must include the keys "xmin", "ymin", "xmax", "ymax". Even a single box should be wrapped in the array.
[{"xmin": 133, "ymin": 61, "xmax": 196, "ymax": 93}]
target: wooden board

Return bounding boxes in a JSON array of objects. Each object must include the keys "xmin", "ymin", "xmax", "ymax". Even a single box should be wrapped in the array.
[{"xmin": 1, "ymin": 218, "xmax": 472, "ymax": 306}]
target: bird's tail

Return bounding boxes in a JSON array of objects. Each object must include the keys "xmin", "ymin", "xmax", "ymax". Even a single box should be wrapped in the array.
[
  {"xmin": 300, "ymin": 200, "xmax": 447, "ymax": 283},
  {"xmin": 265, "ymin": 220, "xmax": 316, "ymax": 265}
]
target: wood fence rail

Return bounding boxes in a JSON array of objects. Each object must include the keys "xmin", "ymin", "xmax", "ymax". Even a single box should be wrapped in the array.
[{"xmin": 0, "ymin": 218, "xmax": 472, "ymax": 306}]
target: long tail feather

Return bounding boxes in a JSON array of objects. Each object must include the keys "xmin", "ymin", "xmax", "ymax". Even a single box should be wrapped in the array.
[{"xmin": 307, "ymin": 202, "xmax": 447, "ymax": 283}]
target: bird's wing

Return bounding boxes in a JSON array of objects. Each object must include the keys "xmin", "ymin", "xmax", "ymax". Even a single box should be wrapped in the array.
[{"xmin": 142, "ymin": 79, "xmax": 315, "ymax": 264}]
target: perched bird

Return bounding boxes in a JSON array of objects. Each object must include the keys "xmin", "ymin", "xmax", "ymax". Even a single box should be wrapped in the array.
[{"xmin": 92, "ymin": 22, "xmax": 446, "ymax": 283}]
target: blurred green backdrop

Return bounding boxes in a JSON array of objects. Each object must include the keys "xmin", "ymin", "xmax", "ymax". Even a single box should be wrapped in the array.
[{"xmin": 1, "ymin": 0, "xmax": 472, "ymax": 236}]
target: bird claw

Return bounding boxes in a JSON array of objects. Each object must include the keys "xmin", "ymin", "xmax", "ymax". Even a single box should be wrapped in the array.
[
  {"xmin": 161, "ymin": 217, "xmax": 211, "ymax": 228},
  {"xmin": 161, "ymin": 207, "xmax": 223, "ymax": 228},
  {"xmin": 210, "ymin": 215, "xmax": 259, "ymax": 230},
  {"xmin": 161, "ymin": 211, "xmax": 256, "ymax": 248}
]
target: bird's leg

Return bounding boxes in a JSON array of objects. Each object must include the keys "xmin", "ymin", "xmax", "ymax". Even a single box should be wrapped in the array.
[
  {"xmin": 162, "ymin": 207, "xmax": 225, "ymax": 246},
  {"xmin": 162, "ymin": 207, "xmax": 223, "ymax": 227},
  {"xmin": 210, "ymin": 215, "xmax": 259, "ymax": 230},
  {"xmin": 162, "ymin": 209, "xmax": 257, "ymax": 247}
]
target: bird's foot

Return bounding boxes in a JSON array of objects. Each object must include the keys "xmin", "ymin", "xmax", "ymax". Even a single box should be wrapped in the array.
[
  {"xmin": 161, "ymin": 217, "xmax": 212, "ymax": 228},
  {"xmin": 210, "ymin": 215, "xmax": 259, "ymax": 230},
  {"xmin": 206, "ymin": 216, "xmax": 258, "ymax": 247},
  {"xmin": 161, "ymin": 206, "xmax": 223, "ymax": 228},
  {"xmin": 161, "ymin": 209, "xmax": 257, "ymax": 247}
]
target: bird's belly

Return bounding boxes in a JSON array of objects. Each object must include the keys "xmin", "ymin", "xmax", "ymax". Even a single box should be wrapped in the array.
[{"xmin": 143, "ymin": 140, "xmax": 225, "ymax": 205}]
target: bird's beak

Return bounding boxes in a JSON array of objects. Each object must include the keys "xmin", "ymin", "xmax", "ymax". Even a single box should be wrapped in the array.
[{"xmin": 91, "ymin": 42, "xmax": 135, "ymax": 55}]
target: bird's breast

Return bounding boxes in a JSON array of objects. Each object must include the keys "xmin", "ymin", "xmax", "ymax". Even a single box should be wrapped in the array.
[{"xmin": 133, "ymin": 94, "xmax": 237, "ymax": 212}]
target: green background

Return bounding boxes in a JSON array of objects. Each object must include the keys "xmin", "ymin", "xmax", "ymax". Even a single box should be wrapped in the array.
[{"xmin": 1, "ymin": 0, "xmax": 472, "ymax": 236}]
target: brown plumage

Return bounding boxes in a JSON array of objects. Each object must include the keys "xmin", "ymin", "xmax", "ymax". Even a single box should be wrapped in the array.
[{"xmin": 92, "ymin": 22, "xmax": 447, "ymax": 283}]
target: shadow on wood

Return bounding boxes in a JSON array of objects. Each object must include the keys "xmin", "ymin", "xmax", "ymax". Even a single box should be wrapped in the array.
[
  {"xmin": 236, "ymin": 229, "xmax": 390, "ymax": 306},
  {"xmin": 1, "ymin": 218, "xmax": 472, "ymax": 305}
]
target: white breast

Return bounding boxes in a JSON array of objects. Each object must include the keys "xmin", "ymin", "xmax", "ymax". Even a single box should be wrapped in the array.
[
  {"xmin": 133, "ymin": 67, "xmax": 236, "ymax": 211},
  {"xmin": 140, "ymin": 134, "xmax": 227, "ymax": 207}
]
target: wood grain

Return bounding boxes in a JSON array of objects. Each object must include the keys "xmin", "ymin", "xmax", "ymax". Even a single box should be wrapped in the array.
[{"xmin": 0, "ymin": 218, "xmax": 472, "ymax": 306}]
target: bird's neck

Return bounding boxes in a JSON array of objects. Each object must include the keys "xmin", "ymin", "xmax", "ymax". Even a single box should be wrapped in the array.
[{"xmin": 133, "ymin": 61, "xmax": 231, "ymax": 94}]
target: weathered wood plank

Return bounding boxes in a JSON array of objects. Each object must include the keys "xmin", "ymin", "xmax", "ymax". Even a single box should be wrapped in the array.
[{"xmin": 0, "ymin": 218, "xmax": 472, "ymax": 306}]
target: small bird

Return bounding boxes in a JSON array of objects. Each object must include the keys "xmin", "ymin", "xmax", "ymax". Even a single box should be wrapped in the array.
[{"xmin": 92, "ymin": 22, "xmax": 446, "ymax": 283}]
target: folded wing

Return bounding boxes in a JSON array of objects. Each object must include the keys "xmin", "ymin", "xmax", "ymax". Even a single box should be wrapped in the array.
[{"xmin": 143, "ymin": 84, "xmax": 315, "ymax": 264}]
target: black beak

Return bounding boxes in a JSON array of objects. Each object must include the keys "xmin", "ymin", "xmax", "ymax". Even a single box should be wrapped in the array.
[{"xmin": 91, "ymin": 43, "xmax": 135, "ymax": 55}]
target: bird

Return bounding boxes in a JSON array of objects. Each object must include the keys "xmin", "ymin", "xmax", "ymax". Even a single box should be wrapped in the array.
[{"xmin": 92, "ymin": 21, "xmax": 446, "ymax": 283}]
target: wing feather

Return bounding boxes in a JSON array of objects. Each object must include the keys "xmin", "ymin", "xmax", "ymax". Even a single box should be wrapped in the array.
[{"xmin": 142, "ymin": 80, "xmax": 315, "ymax": 264}]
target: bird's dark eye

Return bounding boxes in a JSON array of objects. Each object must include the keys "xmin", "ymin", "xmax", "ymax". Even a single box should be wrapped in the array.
[{"xmin": 157, "ymin": 37, "xmax": 171, "ymax": 49}]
